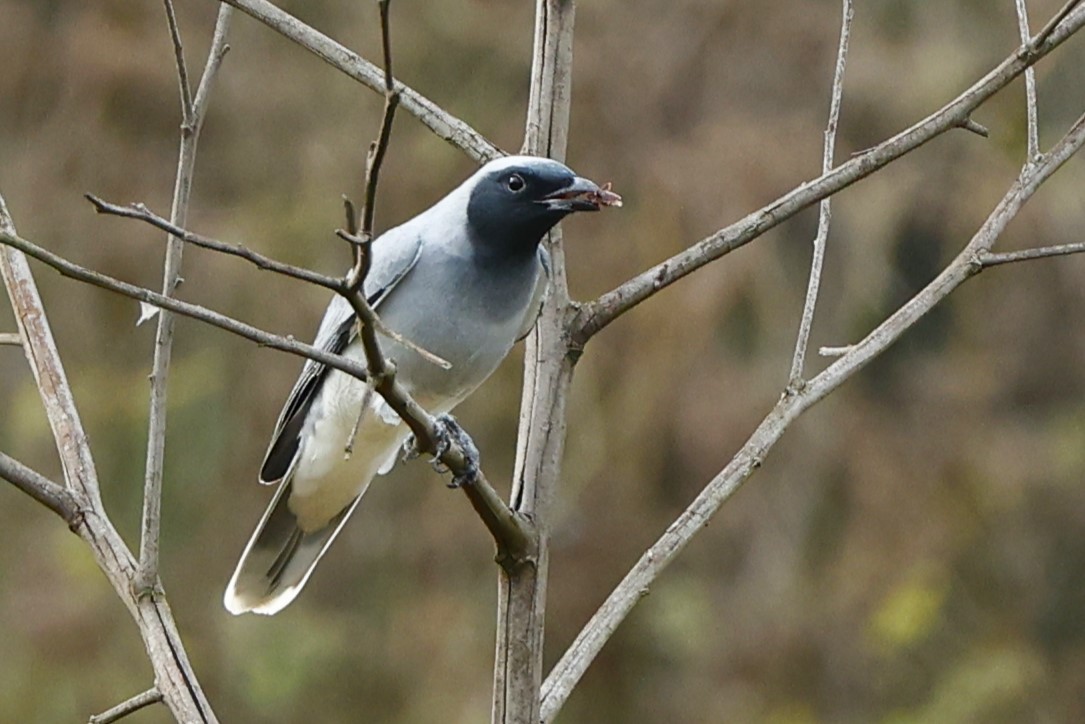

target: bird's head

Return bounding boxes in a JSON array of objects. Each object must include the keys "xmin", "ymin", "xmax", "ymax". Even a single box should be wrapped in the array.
[{"xmin": 464, "ymin": 155, "xmax": 621, "ymax": 259}]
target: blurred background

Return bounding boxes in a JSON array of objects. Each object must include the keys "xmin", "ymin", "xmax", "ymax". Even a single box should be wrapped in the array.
[{"xmin": 3, "ymin": 0, "xmax": 1085, "ymax": 721}]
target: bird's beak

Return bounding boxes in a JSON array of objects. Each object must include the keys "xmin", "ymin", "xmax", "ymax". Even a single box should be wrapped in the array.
[{"xmin": 538, "ymin": 177, "xmax": 623, "ymax": 212}]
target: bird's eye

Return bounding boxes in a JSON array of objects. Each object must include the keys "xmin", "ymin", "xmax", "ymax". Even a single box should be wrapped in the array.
[{"xmin": 506, "ymin": 173, "xmax": 525, "ymax": 192}]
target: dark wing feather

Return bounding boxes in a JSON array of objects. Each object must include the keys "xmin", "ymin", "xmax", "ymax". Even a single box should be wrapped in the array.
[{"xmin": 258, "ymin": 233, "xmax": 423, "ymax": 483}]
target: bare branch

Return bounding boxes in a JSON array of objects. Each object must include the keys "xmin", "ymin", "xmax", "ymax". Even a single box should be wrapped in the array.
[
  {"xmin": 89, "ymin": 193, "xmax": 453, "ymax": 367},
  {"xmin": 0, "ymin": 193, "xmax": 218, "ymax": 721},
  {"xmin": 136, "ymin": 3, "xmax": 233, "ymax": 594},
  {"xmin": 542, "ymin": 108, "xmax": 1085, "ymax": 724},
  {"xmin": 572, "ymin": 2, "xmax": 1085, "ymax": 343},
  {"xmin": 493, "ymin": 2, "xmax": 580, "ymax": 722},
  {"xmin": 978, "ymin": 241, "xmax": 1085, "ymax": 267},
  {"xmin": 193, "ymin": 10, "xmax": 233, "ymax": 117},
  {"xmin": 0, "ymin": 226, "xmax": 371, "ymax": 381},
  {"xmin": 0, "ymin": 195, "xmax": 102, "ymax": 510},
  {"xmin": 0, "ymin": 332, "xmax": 21, "ymax": 346},
  {"xmin": 0, "ymin": 452, "xmax": 81, "ymax": 525},
  {"xmin": 1031, "ymin": 0, "xmax": 1084, "ymax": 48},
  {"xmin": 87, "ymin": 195, "xmax": 342, "ymax": 290},
  {"xmin": 956, "ymin": 116, "xmax": 990, "ymax": 137},
  {"xmin": 162, "ymin": 0, "xmax": 194, "ymax": 121},
  {"xmin": 88, "ymin": 688, "xmax": 163, "ymax": 724},
  {"xmin": 1015, "ymin": 0, "xmax": 1040, "ymax": 160},
  {"xmin": 788, "ymin": 0, "xmax": 854, "ymax": 389},
  {"xmin": 218, "ymin": 0, "xmax": 502, "ymax": 163}
]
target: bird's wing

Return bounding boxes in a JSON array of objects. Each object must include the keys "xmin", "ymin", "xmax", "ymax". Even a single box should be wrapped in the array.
[
  {"xmin": 516, "ymin": 245, "xmax": 552, "ymax": 342},
  {"xmin": 259, "ymin": 231, "xmax": 423, "ymax": 483}
]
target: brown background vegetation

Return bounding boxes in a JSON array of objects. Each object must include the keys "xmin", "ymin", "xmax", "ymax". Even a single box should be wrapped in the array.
[{"xmin": 2, "ymin": 0, "xmax": 1085, "ymax": 721}]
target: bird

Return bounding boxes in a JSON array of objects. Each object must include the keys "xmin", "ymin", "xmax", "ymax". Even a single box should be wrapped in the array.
[{"xmin": 224, "ymin": 155, "xmax": 621, "ymax": 615}]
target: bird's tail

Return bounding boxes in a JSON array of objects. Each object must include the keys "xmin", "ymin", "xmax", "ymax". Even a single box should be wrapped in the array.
[{"xmin": 224, "ymin": 476, "xmax": 361, "ymax": 615}]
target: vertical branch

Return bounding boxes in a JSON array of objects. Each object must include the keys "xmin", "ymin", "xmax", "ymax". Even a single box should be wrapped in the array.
[
  {"xmin": 1015, "ymin": 0, "xmax": 1041, "ymax": 160},
  {"xmin": 136, "ymin": 3, "xmax": 232, "ymax": 593},
  {"xmin": 787, "ymin": 0, "xmax": 854, "ymax": 389},
  {"xmin": 493, "ymin": 2, "xmax": 577, "ymax": 723}
]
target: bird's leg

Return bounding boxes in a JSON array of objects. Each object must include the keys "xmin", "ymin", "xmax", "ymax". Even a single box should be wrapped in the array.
[{"xmin": 432, "ymin": 414, "xmax": 481, "ymax": 488}]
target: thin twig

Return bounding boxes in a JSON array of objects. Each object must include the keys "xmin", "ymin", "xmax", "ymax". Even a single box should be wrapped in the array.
[
  {"xmin": 977, "ymin": 241, "xmax": 1085, "ymax": 267},
  {"xmin": 572, "ymin": 1, "xmax": 1085, "ymax": 344},
  {"xmin": 348, "ymin": 0, "xmax": 400, "ymax": 273},
  {"xmin": 136, "ymin": 3, "xmax": 232, "ymax": 595},
  {"xmin": 818, "ymin": 345, "xmax": 853, "ymax": 357},
  {"xmin": 0, "ymin": 332, "xmax": 21, "ymax": 346},
  {"xmin": 541, "ymin": 107, "xmax": 1085, "ymax": 724},
  {"xmin": 0, "ymin": 452, "xmax": 81, "ymax": 525},
  {"xmin": 88, "ymin": 688, "xmax": 163, "ymax": 724},
  {"xmin": 359, "ymin": 90, "xmax": 400, "ymax": 243},
  {"xmin": 1015, "ymin": 0, "xmax": 1040, "ymax": 160},
  {"xmin": 219, "ymin": 0, "xmax": 501, "ymax": 163},
  {"xmin": 87, "ymin": 195, "xmax": 341, "ymax": 289},
  {"xmin": 0, "ymin": 226, "xmax": 371, "ymax": 381},
  {"xmin": 787, "ymin": 0, "xmax": 853, "ymax": 390},
  {"xmin": 162, "ymin": 0, "xmax": 193, "ymax": 121},
  {"xmin": 1031, "ymin": 0, "xmax": 1084, "ymax": 48},
  {"xmin": 957, "ymin": 117, "xmax": 990, "ymax": 137},
  {"xmin": 87, "ymin": 195, "xmax": 450, "ymax": 368}
]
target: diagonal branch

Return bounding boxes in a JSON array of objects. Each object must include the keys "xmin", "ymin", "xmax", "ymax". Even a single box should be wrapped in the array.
[
  {"xmin": 217, "ymin": 0, "xmax": 501, "ymax": 163},
  {"xmin": 572, "ymin": 1, "xmax": 1085, "ymax": 344},
  {"xmin": 86, "ymin": 195, "xmax": 342, "ymax": 290},
  {"xmin": 787, "ymin": 0, "xmax": 854, "ymax": 389},
  {"xmin": 0, "ymin": 225, "xmax": 371, "ymax": 380},
  {"xmin": 1031, "ymin": 0, "xmax": 1084, "ymax": 48},
  {"xmin": 541, "ymin": 108, "xmax": 1085, "ymax": 724}
]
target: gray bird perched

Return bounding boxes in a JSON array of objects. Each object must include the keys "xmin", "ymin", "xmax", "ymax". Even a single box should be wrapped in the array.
[{"xmin": 225, "ymin": 155, "xmax": 621, "ymax": 615}]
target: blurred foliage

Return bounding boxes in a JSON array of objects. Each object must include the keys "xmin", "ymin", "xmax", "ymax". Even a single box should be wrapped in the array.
[{"xmin": 2, "ymin": 0, "xmax": 1085, "ymax": 722}]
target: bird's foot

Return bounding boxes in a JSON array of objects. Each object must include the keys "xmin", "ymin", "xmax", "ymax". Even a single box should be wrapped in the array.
[{"xmin": 432, "ymin": 414, "xmax": 481, "ymax": 489}]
